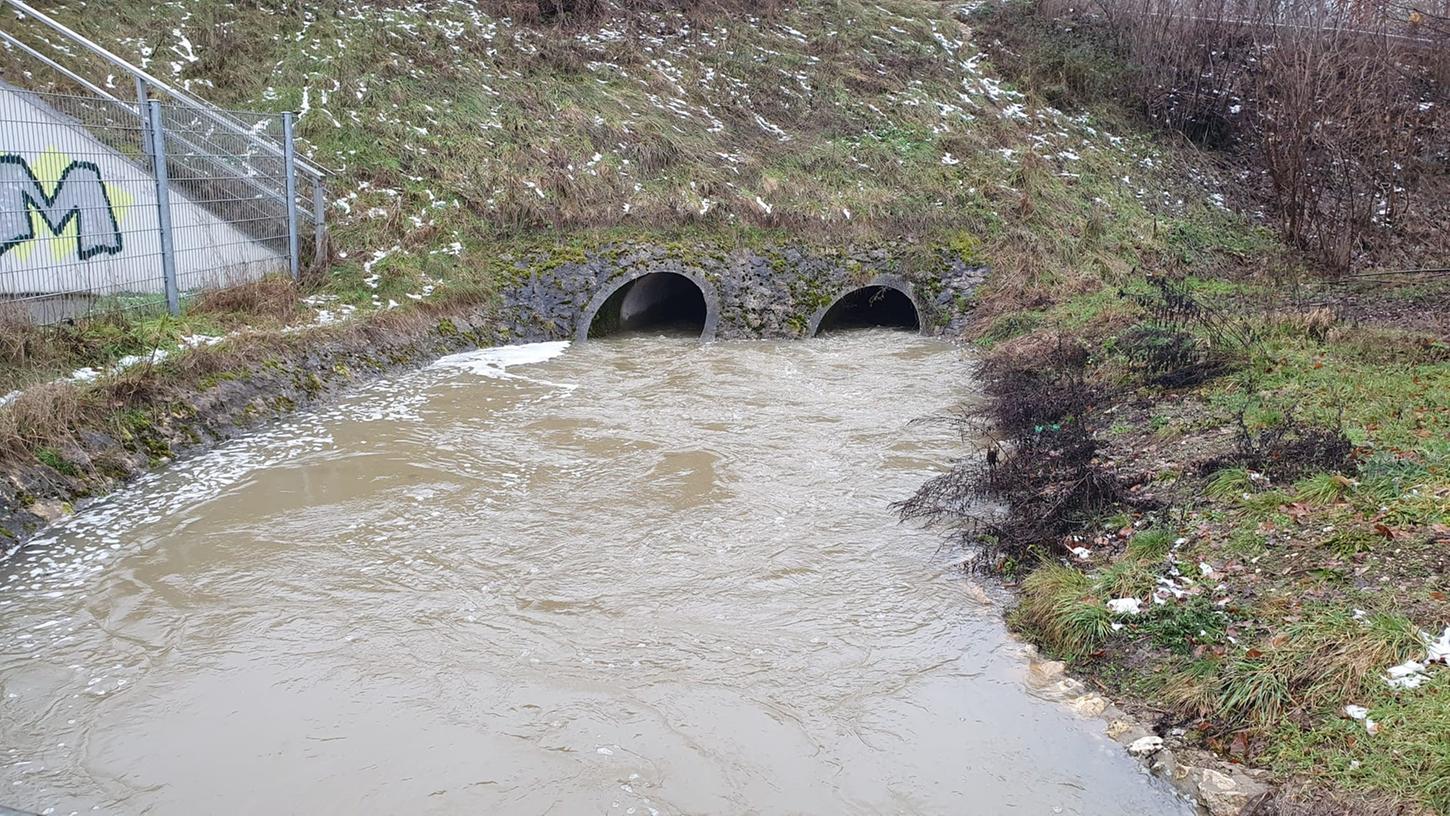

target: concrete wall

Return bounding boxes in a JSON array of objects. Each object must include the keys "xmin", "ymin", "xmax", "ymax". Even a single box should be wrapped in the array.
[{"xmin": 0, "ymin": 83, "xmax": 283, "ymax": 299}]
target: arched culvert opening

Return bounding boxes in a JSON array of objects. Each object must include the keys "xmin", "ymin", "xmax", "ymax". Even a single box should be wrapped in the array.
[
  {"xmin": 578, "ymin": 271, "xmax": 718, "ymax": 341},
  {"xmin": 811, "ymin": 284, "xmax": 922, "ymax": 336}
]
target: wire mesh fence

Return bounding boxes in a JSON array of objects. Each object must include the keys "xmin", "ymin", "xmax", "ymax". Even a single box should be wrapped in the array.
[{"xmin": 0, "ymin": 0, "xmax": 326, "ymax": 326}]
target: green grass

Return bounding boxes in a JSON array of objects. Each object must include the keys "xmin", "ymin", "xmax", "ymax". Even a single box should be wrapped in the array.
[
  {"xmin": 1014, "ymin": 563, "xmax": 1113, "ymax": 661},
  {"xmin": 1205, "ymin": 467, "xmax": 1253, "ymax": 499},
  {"xmin": 1095, "ymin": 557, "xmax": 1157, "ymax": 598},
  {"xmin": 1268, "ymin": 675, "xmax": 1450, "ymax": 814},
  {"xmin": 34, "ymin": 447, "xmax": 77, "ymax": 476},
  {"xmin": 1191, "ymin": 606, "xmax": 1422, "ymax": 731},
  {"xmin": 1212, "ymin": 328, "xmax": 1450, "ymax": 451},
  {"xmin": 1239, "ymin": 488, "xmax": 1293, "ymax": 519},
  {"xmin": 1226, "ymin": 528, "xmax": 1267, "ymax": 557},
  {"xmin": 1294, "ymin": 471, "xmax": 1353, "ymax": 505},
  {"xmin": 1126, "ymin": 527, "xmax": 1175, "ymax": 560},
  {"xmin": 1133, "ymin": 598, "xmax": 1229, "ymax": 655},
  {"xmin": 1323, "ymin": 526, "xmax": 1380, "ymax": 559}
]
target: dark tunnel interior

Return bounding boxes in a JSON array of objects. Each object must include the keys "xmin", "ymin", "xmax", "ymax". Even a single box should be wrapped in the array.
[
  {"xmin": 587, "ymin": 272, "xmax": 709, "ymax": 339},
  {"xmin": 814, "ymin": 286, "xmax": 920, "ymax": 335}
]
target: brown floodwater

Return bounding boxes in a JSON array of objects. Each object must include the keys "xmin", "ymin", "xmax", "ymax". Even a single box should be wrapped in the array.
[{"xmin": 0, "ymin": 333, "xmax": 1191, "ymax": 815}]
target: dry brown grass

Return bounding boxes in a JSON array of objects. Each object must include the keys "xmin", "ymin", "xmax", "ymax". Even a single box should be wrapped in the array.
[
  {"xmin": 0, "ymin": 381, "xmax": 92, "ymax": 455},
  {"xmin": 0, "ymin": 302, "xmax": 46, "ymax": 369},
  {"xmin": 190, "ymin": 276, "xmax": 300, "ymax": 322}
]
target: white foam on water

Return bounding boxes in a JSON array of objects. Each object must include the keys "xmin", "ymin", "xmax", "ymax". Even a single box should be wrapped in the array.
[{"xmin": 430, "ymin": 341, "xmax": 571, "ymax": 376}]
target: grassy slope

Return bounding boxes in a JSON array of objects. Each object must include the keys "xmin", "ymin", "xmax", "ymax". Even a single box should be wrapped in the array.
[
  {"xmin": 948, "ymin": 7, "xmax": 1450, "ymax": 810},
  {"xmin": 0, "ymin": 0, "xmax": 1258, "ymax": 390},
  {"xmin": 990, "ymin": 279, "xmax": 1449, "ymax": 811},
  {"xmin": 1003, "ymin": 289, "xmax": 1450, "ymax": 814}
]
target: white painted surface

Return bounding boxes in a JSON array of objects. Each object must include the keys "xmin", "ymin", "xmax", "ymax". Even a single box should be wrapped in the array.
[{"xmin": 1, "ymin": 83, "xmax": 283, "ymax": 297}]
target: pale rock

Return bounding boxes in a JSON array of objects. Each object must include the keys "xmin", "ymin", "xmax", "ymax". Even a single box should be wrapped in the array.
[
  {"xmin": 1027, "ymin": 660, "xmax": 1066, "ymax": 687},
  {"xmin": 1107, "ymin": 720, "xmax": 1152, "ymax": 747},
  {"xmin": 1151, "ymin": 749, "xmax": 1189, "ymax": 782},
  {"xmin": 1127, "ymin": 735, "xmax": 1164, "ymax": 756},
  {"xmin": 1195, "ymin": 767, "xmax": 1269, "ymax": 816},
  {"xmin": 1067, "ymin": 693, "xmax": 1108, "ymax": 718}
]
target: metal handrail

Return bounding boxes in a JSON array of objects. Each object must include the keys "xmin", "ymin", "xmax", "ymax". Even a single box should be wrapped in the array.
[{"xmin": 0, "ymin": 0, "xmax": 328, "ymax": 182}]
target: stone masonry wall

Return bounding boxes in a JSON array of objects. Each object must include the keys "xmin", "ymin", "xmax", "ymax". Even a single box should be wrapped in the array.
[{"xmin": 497, "ymin": 243, "xmax": 987, "ymax": 342}]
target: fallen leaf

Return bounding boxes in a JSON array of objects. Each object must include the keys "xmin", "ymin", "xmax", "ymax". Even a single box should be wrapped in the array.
[{"xmin": 1230, "ymin": 732, "xmax": 1249, "ymax": 758}]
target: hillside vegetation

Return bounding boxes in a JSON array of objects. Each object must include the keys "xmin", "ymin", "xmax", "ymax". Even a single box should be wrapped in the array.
[
  {"xmin": 1, "ymin": 0, "xmax": 1264, "ymax": 390},
  {"xmin": 900, "ymin": 3, "xmax": 1450, "ymax": 813}
]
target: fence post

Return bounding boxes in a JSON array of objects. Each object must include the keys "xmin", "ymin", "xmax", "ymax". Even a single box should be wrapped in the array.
[
  {"xmin": 312, "ymin": 177, "xmax": 327, "ymax": 272},
  {"xmin": 282, "ymin": 111, "xmax": 301, "ymax": 281},
  {"xmin": 146, "ymin": 100, "xmax": 180, "ymax": 316},
  {"xmin": 134, "ymin": 77, "xmax": 151, "ymax": 161}
]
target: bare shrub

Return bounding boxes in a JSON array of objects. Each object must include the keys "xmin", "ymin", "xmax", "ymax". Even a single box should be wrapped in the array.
[
  {"xmin": 1234, "ymin": 412, "xmax": 1355, "ymax": 481},
  {"xmin": 896, "ymin": 336, "xmax": 1136, "ymax": 571},
  {"xmin": 1066, "ymin": 0, "xmax": 1449, "ymax": 272},
  {"xmin": 1118, "ymin": 324, "xmax": 1227, "ymax": 387},
  {"xmin": 1116, "ymin": 276, "xmax": 1254, "ymax": 386}
]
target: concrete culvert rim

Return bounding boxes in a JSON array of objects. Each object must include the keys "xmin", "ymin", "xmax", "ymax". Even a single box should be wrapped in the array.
[
  {"xmin": 576, "ymin": 269, "xmax": 721, "ymax": 342},
  {"xmin": 808, "ymin": 275, "xmax": 924, "ymax": 337}
]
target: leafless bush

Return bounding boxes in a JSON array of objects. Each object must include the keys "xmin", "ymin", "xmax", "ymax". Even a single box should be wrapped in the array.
[
  {"xmin": 1081, "ymin": 0, "xmax": 1449, "ymax": 272},
  {"xmin": 1234, "ymin": 412, "xmax": 1355, "ymax": 481},
  {"xmin": 897, "ymin": 337, "xmax": 1136, "ymax": 572}
]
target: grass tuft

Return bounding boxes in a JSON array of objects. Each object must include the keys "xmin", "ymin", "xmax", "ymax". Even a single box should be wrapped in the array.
[
  {"xmin": 1126, "ymin": 527, "xmax": 1174, "ymax": 560},
  {"xmin": 1015, "ymin": 563, "xmax": 1112, "ymax": 661},
  {"xmin": 1205, "ymin": 467, "xmax": 1252, "ymax": 499},
  {"xmin": 1294, "ymin": 471, "xmax": 1354, "ymax": 505}
]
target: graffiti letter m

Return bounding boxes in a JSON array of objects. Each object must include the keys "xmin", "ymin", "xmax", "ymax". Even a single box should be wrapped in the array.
[{"xmin": 1, "ymin": 153, "xmax": 124, "ymax": 261}]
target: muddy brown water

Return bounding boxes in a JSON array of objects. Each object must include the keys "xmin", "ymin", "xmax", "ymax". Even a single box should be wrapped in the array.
[{"xmin": 0, "ymin": 333, "xmax": 1192, "ymax": 815}]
